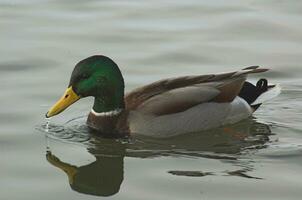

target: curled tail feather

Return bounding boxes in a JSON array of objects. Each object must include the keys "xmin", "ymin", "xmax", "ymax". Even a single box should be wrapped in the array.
[{"xmin": 239, "ymin": 79, "xmax": 281, "ymax": 111}]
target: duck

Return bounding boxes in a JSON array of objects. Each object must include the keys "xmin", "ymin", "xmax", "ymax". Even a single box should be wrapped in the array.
[{"xmin": 46, "ymin": 55, "xmax": 280, "ymax": 137}]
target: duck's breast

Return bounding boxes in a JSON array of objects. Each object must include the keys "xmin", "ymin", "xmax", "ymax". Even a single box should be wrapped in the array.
[{"xmin": 128, "ymin": 97, "xmax": 252, "ymax": 137}]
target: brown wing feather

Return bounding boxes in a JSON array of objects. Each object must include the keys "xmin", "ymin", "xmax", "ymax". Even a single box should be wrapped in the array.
[
  {"xmin": 136, "ymin": 86, "xmax": 220, "ymax": 115},
  {"xmin": 125, "ymin": 74, "xmax": 215, "ymax": 110},
  {"xmin": 212, "ymin": 77, "xmax": 246, "ymax": 102},
  {"xmin": 125, "ymin": 67, "xmax": 269, "ymax": 114}
]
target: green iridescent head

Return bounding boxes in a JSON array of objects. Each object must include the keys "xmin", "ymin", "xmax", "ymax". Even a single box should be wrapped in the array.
[{"xmin": 46, "ymin": 55, "xmax": 125, "ymax": 118}]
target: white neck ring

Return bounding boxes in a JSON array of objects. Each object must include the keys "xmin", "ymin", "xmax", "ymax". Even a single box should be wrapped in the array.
[{"xmin": 90, "ymin": 108, "xmax": 122, "ymax": 117}]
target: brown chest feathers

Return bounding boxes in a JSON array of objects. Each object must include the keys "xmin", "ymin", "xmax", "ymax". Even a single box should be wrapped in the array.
[{"xmin": 86, "ymin": 110, "xmax": 130, "ymax": 136}]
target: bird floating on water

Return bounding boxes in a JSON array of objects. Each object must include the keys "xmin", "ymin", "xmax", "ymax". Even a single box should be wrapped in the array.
[{"xmin": 46, "ymin": 55, "xmax": 280, "ymax": 137}]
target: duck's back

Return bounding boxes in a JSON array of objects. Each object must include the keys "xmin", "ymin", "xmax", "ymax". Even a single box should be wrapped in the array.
[{"xmin": 123, "ymin": 66, "xmax": 278, "ymax": 137}]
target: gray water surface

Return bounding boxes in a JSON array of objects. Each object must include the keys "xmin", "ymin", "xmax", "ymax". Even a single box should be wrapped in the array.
[{"xmin": 1, "ymin": 0, "xmax": 302, "ymax": 199}]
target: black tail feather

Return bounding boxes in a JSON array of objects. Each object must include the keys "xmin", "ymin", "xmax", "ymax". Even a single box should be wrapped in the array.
[{"xmin": 239, "ymin": 79, "xmax": 269, "ymax": 105}]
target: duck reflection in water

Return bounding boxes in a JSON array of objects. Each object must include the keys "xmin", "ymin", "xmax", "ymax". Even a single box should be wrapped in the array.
[
  {"xmin": 46, "ymin": 140, "xmax": 125, "ymax": 197},
  {"xmin": 45, "ymin": 119, "xmax": 272, "ymax": 197}
]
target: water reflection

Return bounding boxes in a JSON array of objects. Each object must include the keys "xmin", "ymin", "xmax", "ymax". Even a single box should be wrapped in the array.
[
  {"xmin": 45, "ymin": 118, "xmax": 272, "ymax": 197},
  {"xmin": 46, "ymin": 140, "xmax": 125, "ymax": 197}
]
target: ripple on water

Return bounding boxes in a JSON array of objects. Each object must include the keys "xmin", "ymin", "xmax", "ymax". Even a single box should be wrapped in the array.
[{"xmin": 39, "ymin": 115, "xmax": 92, "ymax": 144}]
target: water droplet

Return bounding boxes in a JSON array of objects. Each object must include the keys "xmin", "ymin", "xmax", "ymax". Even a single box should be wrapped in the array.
[{"xmin": 45, "ymin": 118, "xmax": 50, "ymax": 132}]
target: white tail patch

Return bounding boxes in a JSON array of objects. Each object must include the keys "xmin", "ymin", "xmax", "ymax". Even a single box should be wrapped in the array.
[{"xmin": 252, "ymin": 84, "xmax": 281, "ymax": 105}]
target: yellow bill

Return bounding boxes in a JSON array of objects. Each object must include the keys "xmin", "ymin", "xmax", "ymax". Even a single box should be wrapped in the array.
[{"xmin": 46, "ymin": 86, "xmax": 80, "ymax": 118}]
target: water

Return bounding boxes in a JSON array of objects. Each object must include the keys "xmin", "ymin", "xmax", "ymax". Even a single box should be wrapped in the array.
[{"xmin": 1, "ymin": 0, "xmax": 302, "ymax": 199}]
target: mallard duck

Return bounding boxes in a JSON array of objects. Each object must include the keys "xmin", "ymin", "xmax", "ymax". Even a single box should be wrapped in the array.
[{"xmin": 46, "ymin": 55, "xmax": 280, "ymax": 137}]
